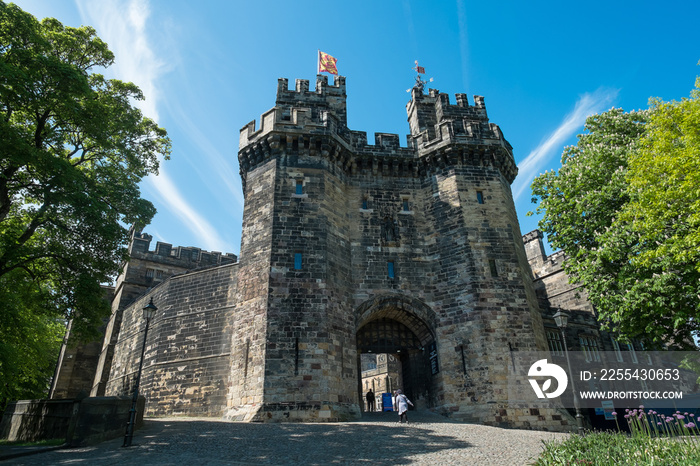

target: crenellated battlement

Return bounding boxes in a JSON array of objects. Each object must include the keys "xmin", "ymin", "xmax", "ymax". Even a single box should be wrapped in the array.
[
  {"xmin": 277, "ymin": 75, "xmax": 347, "ymax": 126},
  {"xmin": 239, "ymin": 76, "xmax": 517, "ymax": 187},
  {"xmin": 406, "ymin": 87, "xmax": 512, "ymax": 157},
  {"xmin": 130, "ymin": 230, "xmax": 237, "ymax": 266},
  {"xmin": 239, "ymin": 75, "xmax": 348, "ymax": 150},
  {"xmin": 275, "ymin": 75, "xmax": 347, "ymax": 101}
]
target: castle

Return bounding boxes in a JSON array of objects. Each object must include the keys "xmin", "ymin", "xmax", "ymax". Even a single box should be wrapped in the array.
[{"xmin": 51, "ymin": 75, "xmax": 629, "ymax": 430}]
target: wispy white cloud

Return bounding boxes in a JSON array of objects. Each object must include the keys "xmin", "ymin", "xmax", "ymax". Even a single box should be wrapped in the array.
[
  {"xmin": 144, "ymin": 166, "xmax": 230, "ymax": 252},
  {"xmin": 75, "ymin": 0, "xmax": 230, "ymax": 251},
  {"xmin": 401, "ymin": 1, "xmax": 419, "ymax": 55},
  {"xmin": 164, "ymin": 99, "xmax": 244, "ymax": 211},
  {"xmin": 75, "ymin": 0, "xmax": 165, "ymax": 121},
  {"xmin": 512, "ymin": 87, "xmax": 619, "ymax": 201},
  {"xmin": 456, "ymin": 0, "xmax": 469, "ymax": 92}
]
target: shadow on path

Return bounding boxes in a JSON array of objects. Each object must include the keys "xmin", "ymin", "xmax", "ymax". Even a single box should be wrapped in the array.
[{"xmin": 7, "ymin": 414, "xmax": 473, "ymax": 465}]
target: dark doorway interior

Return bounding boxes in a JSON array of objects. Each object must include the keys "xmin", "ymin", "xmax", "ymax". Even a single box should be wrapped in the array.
[{"xmin": 356, "ymin": 317, "xmax": 434, "ymax": 411}]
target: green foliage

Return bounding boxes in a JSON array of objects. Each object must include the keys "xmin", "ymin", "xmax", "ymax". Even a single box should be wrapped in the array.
[
  {"xmin": 530, "ymin": 79, "xmax": 700, "ymax": 348},
  {"xmin": 0, "ymin": 269, "xmax": 64, "ymax": 405},
  {"xmin": 535, "ymin": 431, "xmax": 700, "ymax": 465},
  {"xmin": 620, "ymin": 77, "xmax": 700, "ymax": 339},
  {"xmin": 0, "ymin": 2, "xmax": 171, "ymax": 402},
  {"xmin": 536, "ymin": 408, "xmax": 700, "ymax": 465}
]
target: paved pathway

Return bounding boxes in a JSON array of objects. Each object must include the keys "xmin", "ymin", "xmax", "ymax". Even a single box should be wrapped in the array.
[{"xmin": 3, "ymin": 411, "xmax": 568, "ymax": 465}]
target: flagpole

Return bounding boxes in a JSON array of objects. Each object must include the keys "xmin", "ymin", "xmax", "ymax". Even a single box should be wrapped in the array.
[{"xmin": 317, "ymin": 49, "xmax": 320, "ymax": 75}]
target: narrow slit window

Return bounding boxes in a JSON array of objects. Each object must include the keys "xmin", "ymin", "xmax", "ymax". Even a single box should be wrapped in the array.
[
  {"xmin": 294, "ymin": 253, "xmax": 302, "ymax": 270},
  {"xmin": 362, "ymin": 197, "xmax": 368, "ymax": 210},
  {"xmin": 489, "ymin": 259, "xmax": 498, "ymax": 277},
  {"xmin": 476, "ymin": 191, "xmax": 484, "ymax": 204},
  {"xmin": 295, "ymin": 180, "xmax": 303, "ymax": 195},
  {"xmin": 402, "ymin": 199, "xmax": 410, "ymax": 211},
  {"xmin": 387, "ymin": 261, "xmax": 395, "ymax": 278}
]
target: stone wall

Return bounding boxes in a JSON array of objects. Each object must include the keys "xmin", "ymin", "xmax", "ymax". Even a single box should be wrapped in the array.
[
  {"xmin": 225, "ymin": 158, "xmax": 276, "ymax": 421},
  {"xmin": 0, "ymin": 396, "xmax": 144, "ymax": 446},
  {"xmin": 523, "ymin": 229, "xmax": 621, "ymax": 356},
  {"xmin": 105, "ymin": 263, "xmax": 238, "ymax": 417},
  {"xmin": 90, "ymin": 231, "xmax": 237, "ymax": 398},
  {"xmin": 523, "ymin": 230, "xmax": 594, "ymax": 314}
]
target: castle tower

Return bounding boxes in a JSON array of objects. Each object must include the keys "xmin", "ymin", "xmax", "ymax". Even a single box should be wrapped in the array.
[{"xmin": 226, "ymin": 75, "xmax": 558, "ymax": 428}]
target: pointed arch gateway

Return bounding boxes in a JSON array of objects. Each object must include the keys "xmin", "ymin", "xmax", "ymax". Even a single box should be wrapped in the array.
[{"xmin": 355, "ymin": 294, "xmax": 439, "ymax": 411}]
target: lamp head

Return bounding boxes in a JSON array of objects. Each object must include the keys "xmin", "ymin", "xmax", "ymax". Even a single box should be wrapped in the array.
[
  {"xmin": 552, "ymin": 310, "xmax": 569, "ymax": 329},
  {"xmin": 142, "ymin": 298, "xmax": 158, "ymax": 321}
]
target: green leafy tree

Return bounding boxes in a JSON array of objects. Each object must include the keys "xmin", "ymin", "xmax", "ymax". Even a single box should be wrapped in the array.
[
  {"xmin": 531, "ymin": 80, "xmax": 700, "ymax": 349},
  {"xmin": 0, "ymin": 271, "xmax": 65, "ymax": 403},
  {"xmin": 0, "ymin": 2, "xmax": 171, "ymax": 403},
  {"xmin": 620, "ymin": 77, "xmax": 700, "ymax": 343}
]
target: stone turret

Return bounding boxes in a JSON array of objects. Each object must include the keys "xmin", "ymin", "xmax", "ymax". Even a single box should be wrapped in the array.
[{"xmin": 406, "ymin": 87, "xmax": 516, "ymax": 182}]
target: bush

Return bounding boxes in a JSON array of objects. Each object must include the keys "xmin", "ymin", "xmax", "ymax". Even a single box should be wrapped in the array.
[{"xmin": 535, "ymin": 407, "xmax": 700, "ymax": 465}]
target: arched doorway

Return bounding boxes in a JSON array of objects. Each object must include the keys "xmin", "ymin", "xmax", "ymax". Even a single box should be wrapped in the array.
[{"xmin": 355, "ymin": 295, "xmax": 438, "ymax": 413}]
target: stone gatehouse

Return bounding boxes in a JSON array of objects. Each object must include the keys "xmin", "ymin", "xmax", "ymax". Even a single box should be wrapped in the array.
[{"xmin": 51, "ymin": 75, "xmax": 602, "ymax": 430}]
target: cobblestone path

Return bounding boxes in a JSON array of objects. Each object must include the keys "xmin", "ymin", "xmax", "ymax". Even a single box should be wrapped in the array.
[{"xmin": 7, "ymin": 411, "xmax": 568, "ymax": 465}]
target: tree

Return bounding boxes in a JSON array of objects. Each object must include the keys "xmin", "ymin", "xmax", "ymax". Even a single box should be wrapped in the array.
[
  {"xmin": 0, "ymin": 2, "xmax": 171, "ymax": 402},
  {"xmin": 620, "ymin": 77, "xmax": 700, "ymax": 343},
  {"xmin": 0, "ymin": 270, "xmax": 65, "ymax": 404},
  {"xmin": 530, "ymin": 80, "xmax": 700, "ymax": 349}
]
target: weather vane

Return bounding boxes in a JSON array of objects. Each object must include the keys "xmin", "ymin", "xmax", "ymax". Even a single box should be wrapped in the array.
[{"xmin": 407, "ymin": 60, "xmax": 433, "ymax": 93}]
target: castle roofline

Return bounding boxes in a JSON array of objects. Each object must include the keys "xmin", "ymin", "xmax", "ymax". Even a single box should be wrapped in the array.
[{"xmin": 238, "ymin": 76, "xmax": 518, "ymax": 186}]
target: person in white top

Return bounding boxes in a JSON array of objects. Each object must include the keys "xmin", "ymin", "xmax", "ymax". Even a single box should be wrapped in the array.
[{"xmin": 394, "ymin": 389, "xmax": 414, "ymax": 423}]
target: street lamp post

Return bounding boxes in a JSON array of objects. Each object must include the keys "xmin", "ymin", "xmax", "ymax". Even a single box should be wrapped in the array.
[
  {"xmin": 123, "ymin": 298, "xmax": 157, "ymax": 447},
  {"xmin": 552, "ymin": 310, "xmax": 585, "ymax": 434}
]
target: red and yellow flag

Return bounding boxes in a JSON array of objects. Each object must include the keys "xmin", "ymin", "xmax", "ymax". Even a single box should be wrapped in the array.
[{"xmin": 318, "ymin": 50, "xmax": 338, "ymax": 75}]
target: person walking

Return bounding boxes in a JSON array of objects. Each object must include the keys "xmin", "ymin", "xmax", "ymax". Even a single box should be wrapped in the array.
[
  {"xmin": 365, "ymin": 389, "xmax": 376, "ymax": 412},
  {"xmin": 394, "ymin": 389, "xmax": 413, "ymax": 423}
]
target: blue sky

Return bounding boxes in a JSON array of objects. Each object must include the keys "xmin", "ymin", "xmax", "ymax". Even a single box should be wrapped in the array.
[{"xmin": 13, "ymin": 0, "xmax": 700, "ymax": 257}]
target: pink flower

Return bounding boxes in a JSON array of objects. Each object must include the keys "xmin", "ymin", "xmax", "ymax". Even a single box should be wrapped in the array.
[
  {"xmin": 611, "ymin": 412, "xmax": 617, "ymax": 416},
  {"xmin": 687, "ymin": 422, "xmax": 696, "ymax": 428}
]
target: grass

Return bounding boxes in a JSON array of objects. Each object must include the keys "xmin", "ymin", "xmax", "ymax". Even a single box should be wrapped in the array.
[
  {"xmin": 0, "ymin": 438, "xmax": 65, "ymax": 447},
  {"xmin": 535, "ymin": 407, "xmax": 700, "ymax": 465}
]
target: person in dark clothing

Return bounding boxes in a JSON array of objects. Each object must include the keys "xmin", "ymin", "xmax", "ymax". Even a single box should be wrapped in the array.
[{"xmin": 366, "ymin": 389, "xmax": 376, "ymax": 412}]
